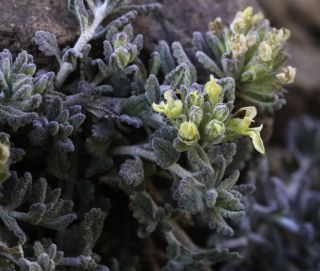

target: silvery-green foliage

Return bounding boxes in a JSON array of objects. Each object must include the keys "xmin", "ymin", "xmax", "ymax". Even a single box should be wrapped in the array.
[
  {"xmin": 130, "ymin": 191, "xmax": 169, "ymax": 238},
  {"xmin": 85, "ymin": 118, "xmax": 114, "ymax": 177},
  {"xmin": 0, "ymin": 172, "xmax": 76, "ymax": 245},
  {"xmin": 172, "ymin": 145, "xmax": 254, "ymax": 236},
  {"xmin": 35, "ymin": 0, "xmax": 160, "ymax": 89},
  {"xmin": 119, "ymin": 157, "xmax": 144, "ymax": 188},
  {"xmin": 221, "ymin": 117, "xmax": 320, "ymax": 271},
  {"xmin": 16, "ymin": 209, "xmax": 108, "ymax": 271},
  {"xmin": 80, "ymin": 208, "xmax": 107, "ymax": 259},
  {"xmin": 152, "ymin": 126, "xmax": 180, "ymax": 168},
  {"xmin": 95, "ymin": 22, "xmax": 142, "ymax": 76},
  {"xmin": 29, "ymin": 97, "xmax": 85, "ymax": 179},
  {"xmin": 156, "ymin": 40, "xmax": 197, "ymax": 89},
  {"xmin": 287, "ymin": 116, "xmax": 320, "ymax": 164},
  {"xmin": 29, "ymin": 97, "xmax": 85, "ymax": 152},
  {"xmin": 0, "ymin": 1, "xmax": 163, "ymax": 270},
  {"xmin": 19, "ymin": 240, "xmax": 64, "ymax": 271},
  {"xmin": 0, "ymin": 2, "xmax": 298, "ymax": 271},
  {"xmin": 0, "ymin": 50, "xmax": 53, "ymax": 129}
]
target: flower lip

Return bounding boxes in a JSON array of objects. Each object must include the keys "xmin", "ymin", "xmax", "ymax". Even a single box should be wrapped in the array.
[
  {"xmin": 178, "ymin": 121, "xmax": 200, "ymax": 146},
  {"xmin": 152, "ymin": 90, "xmax": 183, "ymax": 119},
  {"xmin": 276, "ymin": 66, "xmax": 296, "ymax": 85},
  {"xmin": 226, "ymin": 106, "xmax": 265, "ymax": 154}
]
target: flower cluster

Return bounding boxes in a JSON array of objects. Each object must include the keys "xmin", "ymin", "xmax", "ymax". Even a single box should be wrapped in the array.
[
  {"xmin": 153, "ymin": 75, "xmax": 265, "ymax": 153},
  {"xmin": 194, "ymin": 7, "xmax": 296, "ymax": 111}
]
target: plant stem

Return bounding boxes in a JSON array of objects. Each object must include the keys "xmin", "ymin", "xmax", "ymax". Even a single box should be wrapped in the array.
[
  {"xmin": 0, "ymin": 252, "xmax": 20, "ymax": 266},
  {"xmin": 112, "ymin": 146, "xmax": 201, "ymax": 183},
  {"xmin": 220, "ymin": 236, "xmax": 248, "ymax": 249},
  {"xmin": 55, "ymin": 2, "xmax": 109, "ymax": 88},
  {"xmin": 167, "ymin": 163, "xmax": 194, "ymax": 179},
  {"xmin": 170, "ymin": 220, "xmax": 198, "ymax": 250},
  {"xmin": 167, "ymin": 222, "xmax": 211, "ymax": 271},
  {"xmin": 112, "ymin": 145, "xmax": 156, "ymax": 161}
]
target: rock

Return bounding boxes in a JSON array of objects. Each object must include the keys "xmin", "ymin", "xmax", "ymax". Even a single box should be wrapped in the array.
[
  {"xmin": 0, "ymin": 0, "xmax": 260, "ymax": 62},
  {"xmin": 0, "ymin": 0, "xmax": 78, "ymax": 66},
  {"xmin": 258, "ymin": 0, "xmax": 320, "ymax": 94},
  {"xmin": 258, "ymin": 0, "xmax": 320, "ymax": 142},
  {"xmin": 134, "ymin": 0, "xmax": 261, "ymax": 52}
]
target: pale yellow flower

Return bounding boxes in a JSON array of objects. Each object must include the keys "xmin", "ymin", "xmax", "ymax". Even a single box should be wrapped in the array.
[
  {"xmin": 226, "ymin": 106, "xmax": 265, "ymax": 154},
  {"xmin": 230, "ymin": 34, "xmax": 248, "ymax": 56},
  {"xmin": 178, "ymin": 121, "xmax": 200, "ymax": 146},
  {"xmin": 152, "ymin": 90, "xmax": 183, "ymax": 119},
  {"xmin": 276, "ymin": 66, "xmax": 296, "ymax": 84},
  {"xmin": 258, "ymin": 41, "xmax": 272, "ymax": 62}
]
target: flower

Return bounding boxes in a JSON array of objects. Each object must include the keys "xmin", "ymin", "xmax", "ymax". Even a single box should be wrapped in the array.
[
  {"xmin": 230, "ymin": 17, "xmax": 246, "ymax": 33},
  {"xmin": 178, "ymin": 121, "xmax": 200, "ymax": 146},
  {"xmin": 226, "ymin": 106, "xmax": 265, "ymax": 154},
  {"xmin": 0, "ymin": 142, "xmax": 9, "ymax": 167},
  {"xmin": 276, "ymin": 66, "xmax": 296, "ymax": 84},
  {"xmin": 230, "ymin": 7, "xmax": 253, "ymax": 33},
  {"xmin": 258, "ymin": 41, "xmax": 272, "ymax": 62},
  {"xmin": 204, "ymin": 75, "xmax": 222, "ymax": 106},
  {"xmin": 152, "ymin": 90, "xmax": 183, "ymax": 119},
  {"xmin": 209, "ymin": 17, "xmax": 223, "ymax": 35},
  {"xmin": 246, "ymin": 32, "xmax": 258, "ymax": 47},
  {"xmin": 230, "ymin": 34, "xmax": 248, "ymax": 57}
]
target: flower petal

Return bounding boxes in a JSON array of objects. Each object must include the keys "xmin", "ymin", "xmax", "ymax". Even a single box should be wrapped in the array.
[{"xmin": 243, "ymin": 125, "xmax": 265, "ymax": 154}]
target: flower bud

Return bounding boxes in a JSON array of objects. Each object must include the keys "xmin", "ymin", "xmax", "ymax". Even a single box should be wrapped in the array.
[
  {"xmin": 127, "ymin": 44, "xmax": 138, "ymax": 63},
  {"xmin": 212, "ymin": 103, "xmax": 230, "ymax": 122},
  {"xmin": 187, "ymin": 90, "xmax": 204, "ymax": 107},
  {"xmin": 258, "ymin": 41, "xmax": 272, "ymax": 62},
  {"xmin": 114, "ymin": 47, "xmax": 131, "ymax": 69},
  {"xmin": 242, "ymin": 7, "xmax": 253, "ymax": 23},
  {"xmin": 276, "ymin": 66, "xmax": 296, "ymax": 84},
  {"xmin": 205, "ymin": 119, "xmax": 225, "ymax": 142},
  {"xmin": 188, "ymin": 106, "xmax": 203, "ymax": 126},
  {"xmin": 178, "ymin": 121, "xmax": 199, "ymax": 146},
  {"xmin": 204, "ymin": 75, "xmax": 222, "ymax": 106},
  {"xmin": 113, "ymin": 32, "xmax": 129, "ymax": 48},
  {"xmin": 251, "ymin": 12, "xmax": 264, "ymax": 25}
]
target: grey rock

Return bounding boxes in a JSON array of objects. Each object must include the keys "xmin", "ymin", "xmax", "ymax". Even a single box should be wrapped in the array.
[{"xmin": 0, "ymin": 0, "xmax": 260, "ymax": 60}]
